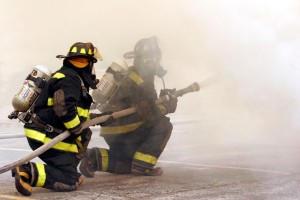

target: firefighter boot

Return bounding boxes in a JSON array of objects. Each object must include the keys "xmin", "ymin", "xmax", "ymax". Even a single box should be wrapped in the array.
[
  {"xmin": 79, "ymin": 148, "xmax": 97, "ymax": 178},
  {"xmin": 11, "ymin": 163, "xmax": 33, "ymax": 196},
  {"xmin": 131, "ymin": 162, "xmax": 163, "ymax": 176}
]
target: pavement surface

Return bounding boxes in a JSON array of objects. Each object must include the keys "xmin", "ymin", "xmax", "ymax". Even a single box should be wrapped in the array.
[{"xmin": 0, "ymin": 112, "xmax": 299, "ymax": 200}]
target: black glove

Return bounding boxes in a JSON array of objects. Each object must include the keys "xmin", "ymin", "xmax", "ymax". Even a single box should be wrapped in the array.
[
  {"xmin": 159, "ymin": 88, "xmax": 176, "ymax": 97},
  {"xmin": 90, "ymin": 111, "xmax": 114, "ymax": 126},
  {"xmin": 160, "ymin": 88, "xmax": 178, "ymax": 114},
  {"xmin": 136, "ymin": 100, "xmax": 157, "ymax": 121}
]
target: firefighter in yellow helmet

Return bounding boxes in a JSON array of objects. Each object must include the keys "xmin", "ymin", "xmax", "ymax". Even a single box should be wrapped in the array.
[
  {"xmin": 11, "ymin": 42, "xmax": 104, "ymax": 196},
  {"xmin": 79, "ymin": 36, "xmax": 177, "ymax": 177}
]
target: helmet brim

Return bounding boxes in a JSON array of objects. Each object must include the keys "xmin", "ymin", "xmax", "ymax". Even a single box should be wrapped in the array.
[
  {"xmin": 56, "ymin": 55, "xmax": 98, "ymax": 63},
  {"xmin": 123, "ymin": 51, "xmax": 135, "ymax": 59}
]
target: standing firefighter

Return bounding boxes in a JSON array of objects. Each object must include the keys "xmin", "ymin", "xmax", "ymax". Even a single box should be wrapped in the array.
[
  {"xmin": 11, "ymin": 42, "xmax": 103, "ymax": 196},
  {"xmin": 79, "ymin": 36, "xmax": 178, "ymax": 176}
]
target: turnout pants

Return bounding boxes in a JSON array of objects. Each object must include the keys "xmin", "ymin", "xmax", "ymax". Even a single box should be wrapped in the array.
[
  {"xmin": 24, "ymin": 128, "xmax": 92, "ymax": 191},
  {"xmin": 91, "ymin": 116, "xmax": 173, "ymax": 173}
]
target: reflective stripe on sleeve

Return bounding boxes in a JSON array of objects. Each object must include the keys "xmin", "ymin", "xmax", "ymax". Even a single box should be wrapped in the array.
[
  {"xmin": 64, "ymin": 115, "xmax": 81, "ymax": 129},
  {"xmin": 77, "ymin": 107, "xmax": 89, "ymax": 118},
  {"xmin": 47, "ymin": 98, "xmax": 53, "ymax": 106}
]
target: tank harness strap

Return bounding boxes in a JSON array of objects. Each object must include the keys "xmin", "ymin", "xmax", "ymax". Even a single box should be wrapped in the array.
[
  {"xmin": 76, "ymin": 75, "xmax": 88, "ymax": 98},
  {"xmin": 26, "ymin": 74, "xmax": 47, "ymax": 88},
  {"xmin": 23, "ymin": 73, "xmax": 85, "ymax": 134},
  {"xmin": 31, "ymin": 116, "xmax": 62, "ymax": 134},
  {"xmin": 25, "ymin": 74, "xmax": 37, "ymax": 82},
  {"xmin": 30, "ymin": 75, "xmax": 85, "ymax": 134}
]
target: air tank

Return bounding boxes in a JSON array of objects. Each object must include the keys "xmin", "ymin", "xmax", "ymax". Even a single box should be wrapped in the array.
[
  {"xmin": 92, "ymin": 59, "xmax": 128, "ymax": 105},
  {"xmin": 12, "ymin": 65, "xmax": 52, "ymax": 112}
]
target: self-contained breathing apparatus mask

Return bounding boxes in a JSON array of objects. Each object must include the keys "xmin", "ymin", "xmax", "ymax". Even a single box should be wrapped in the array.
[
  {"xmin": 123, "ymin": 36, "xmax": 167, "ymax": 78},
  {"xmin": 92, "ymin": 37, "xmax": 169, "ymax": 113}
]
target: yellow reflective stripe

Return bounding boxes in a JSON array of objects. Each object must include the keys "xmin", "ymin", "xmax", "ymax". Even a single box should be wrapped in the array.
[
  {"xmin": 44, "ymin": 137, "xmax": 78, "ymax": 153},
  {"xmin": 100, "ymin": 121, "xmax": 145, "ymax": 134},
  {"xmin": 64, "ymin": 115, "xmax": 80, "ymax": 129},
  {"xmin": 77, "ymin": 107, "xmax": 89, "ymax": 118},
  {"xmin": 52, "ymin": 72, "xmax": 65, "ymax": 79},
  {"xmin": 133, "ymin": 152, "xmax": 157, "ymax": 165},
  {"xmin": 128, "ymin": 71, "xmax": 144, "ymax": 85},
  {"xmin": 47, "ymin": 98, "xmax": 53, "ymax": 106},
  {"xmin": 25, "ymin": 128, "xmax": 46, "ymax": 142},
  {"xmin": 35, "ymin": 163, "xmax": 46, "ymax": 187},
  {"xmin": 71, "ymin": 46, "xmax": 77, "ymax": 53},
  {"xmin": 100, "ymin": 148, "xmax": 108, "ymax": 171},
  {"xmin": 24, "ymin": 128, "xmax": 78, "ymax": 153},
  {"xmin": 80, "ymin": 48, "xmax": 86, "ymax": 54},
  {"xmin": 157, "ymin": 104, "xmax": 167, "ymax": 115}
]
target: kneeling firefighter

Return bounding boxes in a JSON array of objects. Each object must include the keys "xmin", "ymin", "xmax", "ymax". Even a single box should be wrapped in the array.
[
  {"xmin": 11, "ymin": 42, "xmax": 103, "ymax": 196},
  {"xmin": 79, "ymin": 36, "xmax": 178, "ymax": 177}
]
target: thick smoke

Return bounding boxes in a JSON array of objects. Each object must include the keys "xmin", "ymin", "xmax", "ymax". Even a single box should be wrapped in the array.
[{"xmin": 0, "ymin": 1, "xmax": 300, "ymax": 152}]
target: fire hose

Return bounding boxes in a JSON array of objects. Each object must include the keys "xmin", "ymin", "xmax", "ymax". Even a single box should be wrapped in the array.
[{"xmin": 0, "ymin": 82, "xmax": 200, "ymax": 174}]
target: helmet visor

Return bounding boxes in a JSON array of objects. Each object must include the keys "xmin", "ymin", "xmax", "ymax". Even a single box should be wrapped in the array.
[{"xmin": 93, "ymin": 47, "xmax": 103, "ymax": 61}]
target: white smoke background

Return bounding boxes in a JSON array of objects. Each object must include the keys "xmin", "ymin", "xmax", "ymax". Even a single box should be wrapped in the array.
[{"xmin": 0, "ymin": 0, "xmax": 300, "ymax": 170}]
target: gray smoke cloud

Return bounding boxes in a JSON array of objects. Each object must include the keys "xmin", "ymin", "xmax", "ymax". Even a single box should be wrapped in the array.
[{"xmin": 0, "ymin": 0, "xmax": 300, "ymax": 149}]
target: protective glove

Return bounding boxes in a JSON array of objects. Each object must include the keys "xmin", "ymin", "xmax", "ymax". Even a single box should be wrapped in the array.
[
  {"xmin": 90, "ymin": 111, "xmax": 114, "ymax": 126},
  {"xmin": 136, "ymin": 100, "xmax": 157, "ymax": 121},
  {"xmin": 160, "ymin": 88, "xmax": 178, "ymax": 114},
  {"xmin": 159, "ymin": 88, "xmax": 176, "ymax": 97}
]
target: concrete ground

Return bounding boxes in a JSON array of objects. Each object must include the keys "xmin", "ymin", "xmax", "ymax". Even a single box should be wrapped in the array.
[{"xmin": 0, "ymin": 112, "xmax": 299, "ymax": 200}]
